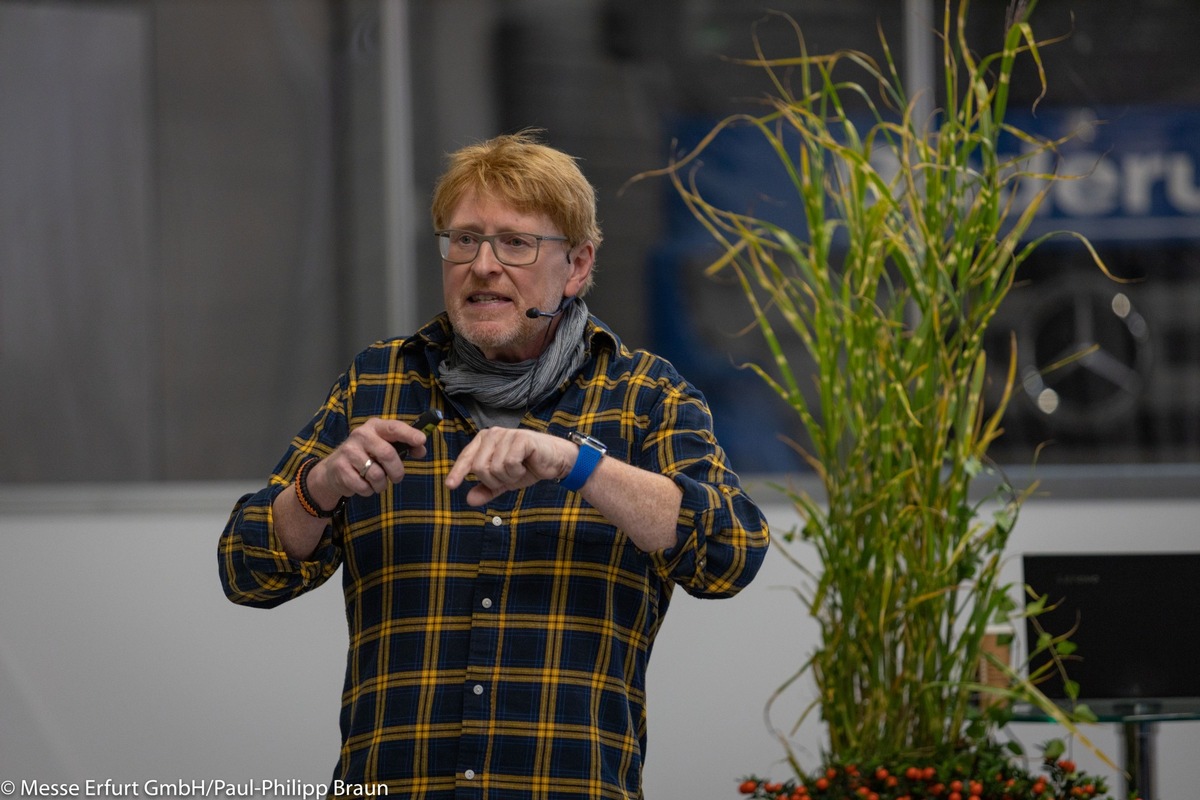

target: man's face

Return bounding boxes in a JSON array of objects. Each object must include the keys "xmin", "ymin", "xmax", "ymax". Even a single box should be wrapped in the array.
[{"xmin": 442, "ymin": 190, "xmax": 592, "ymax": 362}]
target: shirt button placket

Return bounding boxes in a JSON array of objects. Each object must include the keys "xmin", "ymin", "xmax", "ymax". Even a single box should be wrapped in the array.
[{"xmin": 460, "ymin": 509, "xmax": 504, "ymax": 794}]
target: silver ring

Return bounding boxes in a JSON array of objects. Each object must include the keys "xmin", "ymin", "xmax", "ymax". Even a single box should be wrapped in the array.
[{"xmin": 358, "ymin": 458, "xmax": 374, "ymax": 479}]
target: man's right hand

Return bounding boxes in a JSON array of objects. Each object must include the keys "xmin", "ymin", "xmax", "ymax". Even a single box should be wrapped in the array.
[
  {"xmin": 308, "ymin": 417, "xmax": 431, "ymax": 505},
  {"xmin": 272, "ymin": 417, "xmax": 431, "ymax": 561}
]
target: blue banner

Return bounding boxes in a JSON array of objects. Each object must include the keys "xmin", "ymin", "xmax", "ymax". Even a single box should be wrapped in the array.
[
  {"xmin": 649, "ymin": 106, "xmax": 1200, "ymax": 473},
  {"xmin": 1002, "ymin": 106, "xmax": 1200, "ymax": 243}
]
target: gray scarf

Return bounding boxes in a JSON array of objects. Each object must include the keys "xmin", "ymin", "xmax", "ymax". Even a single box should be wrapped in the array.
[{"xmin": 439, "ymin": 298, "xmax": 590, "ymax": 410}]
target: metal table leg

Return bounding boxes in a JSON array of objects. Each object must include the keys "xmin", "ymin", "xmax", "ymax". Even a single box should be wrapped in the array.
[{"xmin": 1121, "ymin": 718, "xmax": 1156, "ymax": 800}]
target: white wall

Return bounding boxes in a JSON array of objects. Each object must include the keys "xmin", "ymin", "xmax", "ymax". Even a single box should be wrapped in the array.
[
  {"xmin": 1, "ymin": 486, "xmax": 1197, "ymax": 799},
  {"xmin": 0, "ymin": 485, "xmax": 345, "ymax": 786}
]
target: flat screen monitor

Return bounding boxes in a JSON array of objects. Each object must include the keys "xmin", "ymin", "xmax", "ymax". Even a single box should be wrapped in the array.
[{"xmin": 1022, "ymin": 552, "xmax": 1200, "ymax": 715}]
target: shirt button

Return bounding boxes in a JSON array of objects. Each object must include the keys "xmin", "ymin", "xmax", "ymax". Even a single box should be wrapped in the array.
[
  {"xmin": 464, "ymin": 770, "xmax": 476, "ymax": 781},
  {"xmin": 491, "ymin": 515, "xmax": 503, "ymax": 526},
  {"xmin": 472, "ymin": 684, "xmax": 484, "ymax": 695},
  {"xmin": 481, "ymin": 597, "xmax": 493, "ymax": 609}
]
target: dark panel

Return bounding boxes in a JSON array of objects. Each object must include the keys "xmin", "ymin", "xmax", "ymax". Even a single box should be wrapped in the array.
[
  {"xmin": 152, "ymin": 0, "xmax": 343, "ymax": 479},
  {"xmin": 0, "ymin": 3, "xmax": 157, "ymax": 481}
]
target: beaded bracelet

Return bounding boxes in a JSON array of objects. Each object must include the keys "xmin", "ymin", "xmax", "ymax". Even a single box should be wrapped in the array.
[{"xmin": 294, "ymin": 457, "xmax": 344, "ymax": 519}]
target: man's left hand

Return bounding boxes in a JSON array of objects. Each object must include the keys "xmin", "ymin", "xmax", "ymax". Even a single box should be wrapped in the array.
[{"xmin": 445, "ymin": 428, "xmax": 575, "ymax": 506}]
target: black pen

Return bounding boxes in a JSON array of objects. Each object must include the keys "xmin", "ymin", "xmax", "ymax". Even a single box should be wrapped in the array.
[{"xmin": 394, "ymin": 409, "xmax": 443, "ymax": 458}]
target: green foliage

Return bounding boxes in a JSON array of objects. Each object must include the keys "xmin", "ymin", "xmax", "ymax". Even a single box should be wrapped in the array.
[{"xmin": 641, "ymin": 0, "xmax": 1114, "ymax": 771}]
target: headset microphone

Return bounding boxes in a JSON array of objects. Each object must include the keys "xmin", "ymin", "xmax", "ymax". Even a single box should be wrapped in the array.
[{"xmin": 525, "ymin": 297, "xmax": 573, "ymax": 320}]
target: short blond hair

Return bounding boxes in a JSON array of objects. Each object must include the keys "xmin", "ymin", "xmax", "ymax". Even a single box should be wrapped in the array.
[{"xmin": 431, "ymin": 131, "xmax": 602, "ymax": 294}]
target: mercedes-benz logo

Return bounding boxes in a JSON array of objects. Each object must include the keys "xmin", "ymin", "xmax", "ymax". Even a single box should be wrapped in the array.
[{"xmin": 1015, "ymin": 277, "xmax": 1152, "ymax": 432}]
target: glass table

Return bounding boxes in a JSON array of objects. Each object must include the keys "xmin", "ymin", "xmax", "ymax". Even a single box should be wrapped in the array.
[{"xmin": 1010, "ymin": 702, "xmax": 1200, "ymax": 800}]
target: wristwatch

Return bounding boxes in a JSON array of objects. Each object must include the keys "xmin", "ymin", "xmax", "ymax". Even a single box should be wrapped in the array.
[{"xmin": 560, "ymin": 431, "xmax": 607, "ymax": 491}]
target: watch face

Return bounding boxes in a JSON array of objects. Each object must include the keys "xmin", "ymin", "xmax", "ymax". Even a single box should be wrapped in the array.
[{"xmin": 569, "ymin": 432, "xmax": 607, "ymax": 453}]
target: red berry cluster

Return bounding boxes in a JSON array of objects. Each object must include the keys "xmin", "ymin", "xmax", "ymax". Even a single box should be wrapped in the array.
[{"xmin": 736, "ymin": 756, "xmax": 1117, "ymax": 800}]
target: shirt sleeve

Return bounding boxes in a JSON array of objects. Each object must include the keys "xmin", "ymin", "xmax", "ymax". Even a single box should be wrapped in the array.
[
  {"xmin": 218, "ymin": 373, "xmax": 352, "ymax": 609},
  {"xmin": 641, "ymin": 378, "xmax": 770, "ymax": 598},
  {"xmin": 218, "ymin": 482, "xmax": 343, "ymax": 609}
]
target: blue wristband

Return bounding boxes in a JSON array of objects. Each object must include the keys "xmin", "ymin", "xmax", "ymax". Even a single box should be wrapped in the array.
[{"xmin": 560, "ymin": 433, "xmax": 606, "ymax": 491}]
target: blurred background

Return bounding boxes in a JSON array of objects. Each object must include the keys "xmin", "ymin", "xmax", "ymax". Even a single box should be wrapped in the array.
[
  {"xmin": 3, "ymin": 1, "xmax": 1200, "ymax": 798},
  {"xmin": 5, "ymin": 0, "xmax": 1200, "ymax": 482}
]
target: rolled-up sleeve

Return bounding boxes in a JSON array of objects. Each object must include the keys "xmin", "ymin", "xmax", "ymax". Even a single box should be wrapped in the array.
[
  {"xmin": 642, "ymin": 381, "xmax": 769, "ymax": 598},
  {"xmin": 219, "ymin": 370, "xmax": 353, "ymax": 609},
  {"xmin": 218, "ymin": 482, "xmax": 342, "ymax": 608}
]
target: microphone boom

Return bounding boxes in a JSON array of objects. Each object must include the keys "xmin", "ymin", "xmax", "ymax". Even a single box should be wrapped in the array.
[{"xmin": 525, "ymin": 297, "xmax": 573, "ymax": 320}]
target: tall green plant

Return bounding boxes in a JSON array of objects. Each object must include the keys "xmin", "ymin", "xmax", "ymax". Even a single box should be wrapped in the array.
[{"xmin": 642, "ymin": 0, "xmax": 1111, "ymax": 768}]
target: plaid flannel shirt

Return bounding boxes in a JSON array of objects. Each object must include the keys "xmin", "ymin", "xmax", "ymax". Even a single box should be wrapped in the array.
[{"xmin": 219, "ymin": 313, "xmax": 769, "ymax": 799}]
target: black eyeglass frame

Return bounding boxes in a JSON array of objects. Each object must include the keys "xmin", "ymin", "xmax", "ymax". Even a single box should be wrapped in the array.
[{"xmin": 434, "ymin": 230, "xmax": 572, "ymax": 266}]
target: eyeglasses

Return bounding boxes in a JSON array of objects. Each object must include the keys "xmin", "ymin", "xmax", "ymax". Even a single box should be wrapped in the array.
[{"xmin": 435, "ymin": 230, "xmax": 570, "ymax": 267}]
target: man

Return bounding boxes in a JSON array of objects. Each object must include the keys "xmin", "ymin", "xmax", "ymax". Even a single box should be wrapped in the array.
[{"xmin": 219, "ymin": 131, "xmax": 769, "ymax": 799}]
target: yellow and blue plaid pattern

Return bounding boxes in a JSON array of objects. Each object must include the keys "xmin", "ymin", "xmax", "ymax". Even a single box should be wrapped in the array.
[{"xmin": 219, "ymin": 314, "xmax": 769, "ymax": 799}]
